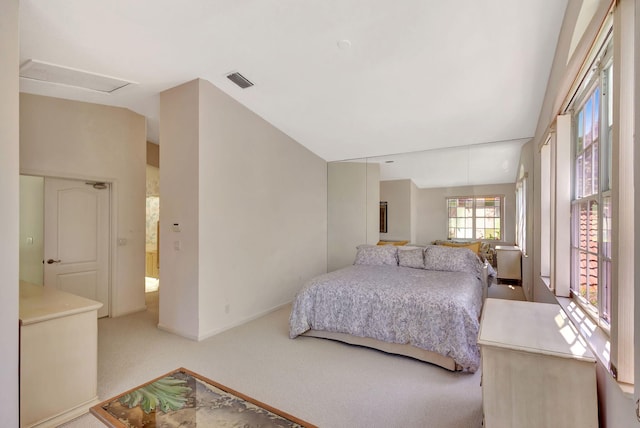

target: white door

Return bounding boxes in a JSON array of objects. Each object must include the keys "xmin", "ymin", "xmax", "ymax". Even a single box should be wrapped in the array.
[{"xmin": 44, "ymin": 178, "xmax": 110, "ymax": 317}]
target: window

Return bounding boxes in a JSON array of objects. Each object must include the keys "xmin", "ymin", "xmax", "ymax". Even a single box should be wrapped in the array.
[
  {"xmin": 516, "ymin": 175, "xmax": 527, "ymax": 255},
  {"xmin": 447, "ymin": 196, "xmax": 503, "ymax": 241},
  {"xmin": 570, "ymin": 38, "xmax": 613, "ymax": 325}
]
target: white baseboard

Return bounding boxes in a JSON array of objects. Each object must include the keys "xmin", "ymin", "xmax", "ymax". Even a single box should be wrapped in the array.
[
  {"xmin": 111, "ymin": 305, "xmax": 147, "ymax": 318},
  {"xmin": 26, "ymin": 397, "xmax": 100, "ymax": 428},
  {"xmin": 197, "ymin": 301, "xmax": 291, "ymax": 341},
  {"xmin": 156, "ymin": 322, "xmax": 200, "ymax": 341}
]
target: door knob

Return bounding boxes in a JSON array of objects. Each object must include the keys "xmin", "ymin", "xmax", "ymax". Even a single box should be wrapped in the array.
[{"xmin": 46, "ymin": 259, "xmax": 61, "ymax": 264}]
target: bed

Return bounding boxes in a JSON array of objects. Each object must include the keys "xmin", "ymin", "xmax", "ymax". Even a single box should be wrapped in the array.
[{"xmin": 289, "ymin": 245, "xmax": 491, "ymax": 372}]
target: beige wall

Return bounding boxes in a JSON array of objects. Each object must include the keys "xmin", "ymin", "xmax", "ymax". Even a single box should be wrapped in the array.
[
  {"xmin": 158, "ymin": 80, "xmax": 201, "ymax": 337},
  {"xmin": 147, "ymin": 141, "xmax": 160, "ymax": 167},
  {"xmin": 20, "ymin": 94, "xmax": 147, "ymax": 317},
  {"xmin": 379, "ymin": 180, "xmax": 413, "ymax": 242},
  {"xmin": 415, "ymin": 183, "xmax": 517, "ymax": 246},
  {"xmin": 19, "ymin": 176, "xmax": 44, "ymax": 285},
  {"xmin": 160, "ymin": 78, "xmax": 327, "ymax": 340},
  {"xmin": 0, "ymin": 0, "xmax": 19, "ymax": 423},
  {"xmin": 517, "ymin": 141, "xmax": 535, "ymax": 300},
  {"xmin": 146, "ymin": 165, "xmax": 160, "ymax": 196},
  {"xmin": 328, "ymin": 161, "xmax": 380, "ymax": 271}
]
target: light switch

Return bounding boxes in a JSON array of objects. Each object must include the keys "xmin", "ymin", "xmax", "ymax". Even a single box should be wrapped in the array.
[
  {"xmin": 173, "ymin": 240, "xmax": 181, "ymax": 251},
  {"xmin": 172, "ymin": 223, "xmax": 181, "ymax": 232},
  {"xmin": 26, "ymin": 236, "xmax": 33, "ymax": 245}
]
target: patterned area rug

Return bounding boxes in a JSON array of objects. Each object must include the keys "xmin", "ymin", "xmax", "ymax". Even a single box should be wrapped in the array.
[{"xmin": 91, "ymin": 368, "xmax": 317, "ymax": 428}]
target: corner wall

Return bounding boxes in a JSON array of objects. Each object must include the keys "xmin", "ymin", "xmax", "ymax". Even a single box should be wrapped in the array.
[
  {"xmin": 20, "ymin": 94, "xmax": 147, "ymax": 317},
  {"xmin": 0, "ymin": 0, "xmax": 19, "ymax": 423},
  {"xmin": 160, "ymin": 79, "xmax": 327, "ymax": 340}
]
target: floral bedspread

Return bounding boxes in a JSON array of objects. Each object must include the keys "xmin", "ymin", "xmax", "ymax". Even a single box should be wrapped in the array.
[{"xmin": 289, "ymin": 265, "xmax": 484, "ymax": 372}]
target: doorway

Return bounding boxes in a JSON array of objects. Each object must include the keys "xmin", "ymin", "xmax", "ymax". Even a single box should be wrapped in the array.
[
  {"xmin": 145, "ymin": 163, "xmax": 160, "ymax": 293},
  {"xmin": 19, "ymin": 175, "xmax": 111, "ymax": 318}
]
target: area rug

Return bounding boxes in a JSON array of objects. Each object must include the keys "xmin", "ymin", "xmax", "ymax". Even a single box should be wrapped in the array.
[{"xmin": 90, "ymin": 368, "xmax": 317, "ymax": 428}]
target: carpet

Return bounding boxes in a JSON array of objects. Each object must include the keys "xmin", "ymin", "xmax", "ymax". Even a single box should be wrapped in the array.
[{"xmin": 90, "ymin": 368, "xmax": 317, "ymax": 428}]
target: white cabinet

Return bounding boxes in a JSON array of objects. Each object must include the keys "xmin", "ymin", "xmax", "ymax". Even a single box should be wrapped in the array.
[
  {"xmin": 19, "ymin": 281, "xmax": 102, "ymax": 428},
  {"xmin": 478, "ymin": 298, "xmax": 598, "ymax": 428},
  {"xmin": 495, "ymin": 245, "xmax": 521, "ymax": 280}
]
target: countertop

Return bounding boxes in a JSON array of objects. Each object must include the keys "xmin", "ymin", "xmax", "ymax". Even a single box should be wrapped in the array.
[{"xmin": 19, "ymin": 281, "xmax": 103, "ymax": 326}]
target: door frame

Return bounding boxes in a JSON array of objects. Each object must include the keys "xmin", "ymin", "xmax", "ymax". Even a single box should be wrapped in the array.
[{"xmin": 22, "ymin": 169, "xmax": 116, "ymax": 317}]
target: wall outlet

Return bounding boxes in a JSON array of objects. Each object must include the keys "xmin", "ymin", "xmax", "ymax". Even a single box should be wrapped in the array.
[{"xmin": 225, "ymin": 304, "xmax": 230, "ymax": 314}]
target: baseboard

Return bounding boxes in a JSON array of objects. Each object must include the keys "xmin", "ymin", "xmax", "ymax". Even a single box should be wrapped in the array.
[
  {"xmin": 25, "ymin": 397, "xmax": 100, "ymax": 428},
  {"xmin": 156, "ymin": 323, "xmax": 200, "ymax": 341},
  {"xmin": 156, "ymin": 302, "xmax": 291, "ymax": 342},
  {"xmin": 111, "ymin": 304, "xmax": 147, "ymax": 318},
  {"xmin": 197, "ymin": 301, "xmax": 291, "ymax": 341}
]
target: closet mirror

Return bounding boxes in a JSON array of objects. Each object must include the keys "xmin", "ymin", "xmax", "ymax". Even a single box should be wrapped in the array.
[{"xmin": 327, "ymin": 139, "xmax": 527, "ymax": 272}]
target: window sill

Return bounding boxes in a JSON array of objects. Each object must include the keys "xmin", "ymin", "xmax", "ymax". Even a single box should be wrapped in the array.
[{"xmin": 554, "ymin": 295, "xmax": 633, "ymax": 398}]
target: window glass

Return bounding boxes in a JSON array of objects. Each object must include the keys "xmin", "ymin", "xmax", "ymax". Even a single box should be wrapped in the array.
[
  {"xmin": 569, "ymin": 39, "xmax": 613, "ymax": 326},
  {"xmin": 446, "ymin": 196, "xmax": 503, "ymax": 241}
]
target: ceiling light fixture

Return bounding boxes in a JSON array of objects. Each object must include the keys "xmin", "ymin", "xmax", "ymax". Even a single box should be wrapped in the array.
[
  {"xmin": 226, "ymin": 72, "xmax": 254, "ymax": 89},
  {"xmin": 19, "ymin": 59, "xmax": 134, "ymax": 93}
]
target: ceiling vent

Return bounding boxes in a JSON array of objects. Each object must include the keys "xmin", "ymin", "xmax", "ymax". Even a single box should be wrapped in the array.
[
  {"xmin": 19, "ymin": 59, "xmax": 134, "ymax": 93},
  {"xmin": 226, "ymin": 72, "xmax": 254, "ymax": 89}
]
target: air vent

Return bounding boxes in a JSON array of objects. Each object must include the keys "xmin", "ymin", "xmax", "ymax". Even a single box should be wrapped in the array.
[
  {"xmin": 20, "ymin": 59, "xmax": 134, "ymax": 93},
  {"xmin": 226, "ymin": 72, "xmax": 254, "ymax": 89}
]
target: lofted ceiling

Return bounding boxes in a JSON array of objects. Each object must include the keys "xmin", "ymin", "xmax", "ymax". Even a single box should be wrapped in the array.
[{"xmin": 19, "ymin": 0, "xmax": 568, "ymax": 187}]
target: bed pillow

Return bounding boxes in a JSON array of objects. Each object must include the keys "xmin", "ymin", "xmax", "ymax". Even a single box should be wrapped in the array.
[
  {"xmin": 354, "ymin": 245, "xmax": 398, "ymax": 266},
  {"xmin": 424, "ymin": 245, "xmax": 481, "ymax": 276},
  {"xmin": 435, "ymin": 240, "xmax": 481, "ymax": 255},
  {"xmin": 397, "ymin": 248, "xmax": 425, "ymax": 269}
]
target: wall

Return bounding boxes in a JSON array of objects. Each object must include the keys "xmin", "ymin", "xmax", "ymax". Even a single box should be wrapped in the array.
[
  {"xmin": 328, "ymin": 161, "xmax": 380, "ymax": 271},
  {"xmin": 20, "ymin": 94, "xmax": 147, "ymax": 317},
  {"xmin": 379, "ymin": 179, "xmax": 413, "ymax": 242},
  {"xmin": 19, "ymin": 176, "xmax": 44, "ymax": 285},
  {"xmin": 158, "ymin": 80, "xmax": 200, "ymax": 338},
  {"xmin": 147, "ymin": 141, "xmax": 160, "ymax": 168},
  {"xmin": 160, "ymin": 79, "xmax": 327, "ymax": 340},
  {"xmin": 147, "ymin": 164, "xmax": 160, "ymax": 196},
  {"xmin": 518, "ymin": 141, "xmax": 535, "ymax": 300},
  {"xmin": 146, "ymin": 165, "xmax": 160, "ymax": 248},
  {"xmin": 0, "ymin": 0, "xmax": 19, "ymax": 423},
  {"xmin": 414, "ymin": 183, "xmax": 517, "ymax": 246},
  {"xmin": 635, "ymin": 0, "xmax": 640, "ymax": 419}
]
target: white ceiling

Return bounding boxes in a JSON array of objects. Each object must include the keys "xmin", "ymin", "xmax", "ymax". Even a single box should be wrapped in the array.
[{"xmin": 19, "ymin": 0, "xmax": 568, "ymax": 186}]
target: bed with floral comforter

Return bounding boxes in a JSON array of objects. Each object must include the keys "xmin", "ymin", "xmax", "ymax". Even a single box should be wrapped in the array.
[{"xmin": 289, "ymin": 245, "xmax": 489, "ymax": 372}]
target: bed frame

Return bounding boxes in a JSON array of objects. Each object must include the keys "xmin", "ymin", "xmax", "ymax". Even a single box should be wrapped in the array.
[{"xmin": 302, "ymin": 263, "xmax": 490, "ymax": 372}]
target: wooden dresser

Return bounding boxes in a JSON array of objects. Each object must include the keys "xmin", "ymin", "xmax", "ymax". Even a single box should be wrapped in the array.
[
  {"xmin": 19, "ymin": 281, "xmax": 102, "ymax": 427},
  {"xmin": 478, "ymin": 298, "xmax": 598, "ymax": 428}
]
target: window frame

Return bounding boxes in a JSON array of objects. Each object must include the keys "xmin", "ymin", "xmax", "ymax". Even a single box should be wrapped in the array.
[
  {"xmin": 445, "ymin": 195, "xmax": 504, "ymax": 242},
  {"xmin": 516, "ymin": 175, "xmax": 527, "ymax": 255},
  {"xmin": 569, "ymin": 36, "xmax": 613, "ymax": 331}
]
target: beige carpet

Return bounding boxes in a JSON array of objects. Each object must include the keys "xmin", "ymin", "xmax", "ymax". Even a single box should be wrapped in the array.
[{"xmin": 60, "ymin": 285, "xmax": 524, "ymax": 428}]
